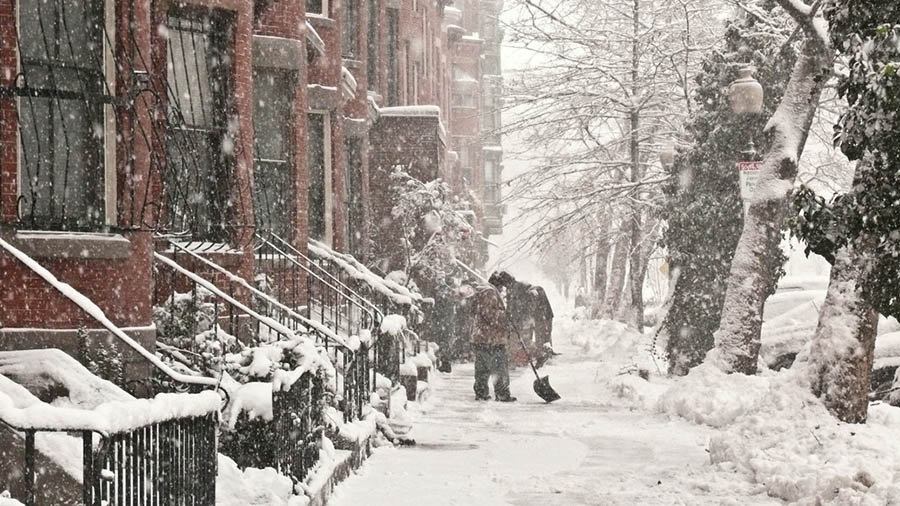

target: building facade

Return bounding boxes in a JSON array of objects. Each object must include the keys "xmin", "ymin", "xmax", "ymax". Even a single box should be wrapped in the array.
[{"xmin": 0, "ymin": 0, "xmax": 505, "ymax": 375}]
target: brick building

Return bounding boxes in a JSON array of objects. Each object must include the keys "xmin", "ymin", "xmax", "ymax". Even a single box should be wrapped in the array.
[{"xmin": 0, "ymin": 0, "xmax": 505, "ymax": 381}]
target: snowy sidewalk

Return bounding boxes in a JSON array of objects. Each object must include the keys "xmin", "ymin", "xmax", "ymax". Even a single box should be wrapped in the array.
[{"xmin": 329, "ymin": 326, "xmax": 780, "ymax": 506}]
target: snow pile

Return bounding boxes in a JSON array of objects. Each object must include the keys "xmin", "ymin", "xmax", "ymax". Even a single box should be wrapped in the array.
[
  {"xmin": 659, "ymin": 363, "xmax": 900, "ymax": 504},
  {"xmin": 0, "ymin": 371, "xmax": 220, "ymax": 434},
  {"xmin": 0, "ymin": 491, "xmax": 23, "ymax": 506},
  {"xmin": 875, "ymin": 331, "xmax": 900, "ymax": 368},
  {"xmin": 225, "ymin": 382, "xmax": 273, "ymax": 429},
  {"xmin": 517, "ymin": 315, "xmax": 666, "ymax": 410},
  {"xmin": 308, "ymin": 240, "xmax": 424, "ymax": 307},
  {"xmin": 216, "ymin": 455, "xmax": 296, "ymax": 506},
  {"xmin": 0, "ymin": 349, "xmax": 133, "ymax": 408}
]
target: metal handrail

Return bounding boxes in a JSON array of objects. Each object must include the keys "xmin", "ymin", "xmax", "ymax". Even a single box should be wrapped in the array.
[
  {"xmin": 165, "ymin": 240, "xmax": 351, "ymax": 348},
  {"xmin": 253, "ymin": 234, "xmax": 380, "ymax": 324},
  {"xmin": 0, "ymin": 237, "xmax": 218, "ymax": 391},
  {"xmin": 154, "ymin": 252, "xmax": 351, "ymax": 350}
]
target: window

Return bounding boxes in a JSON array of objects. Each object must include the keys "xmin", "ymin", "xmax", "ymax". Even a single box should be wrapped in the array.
[
  {"xmin": 387, "ymin": 9, "xmax": 399, "ymax": 105},
  {"xmin": 253, "ymin": 68, "xmax": 295, "ymax": 239},
  {"xmin": 342, "ymin": 0, "xmax": 359, "ymax": 58},
  {"xmin": 164, "ymin": 7, "xmax": 234, "ymax": 241},
  {"xmin": 306, "ymin": 0, "xmax": 328, "ymax": 16},
  {"xmin": 344, "ymin": 138, "xmax": 364, "ymax": 257},
  {"xmin": 453, "ymin": 93, "xmax": 476, "ymax": 108},
  {"xmin": 308, "ymin": 112, "xmax": 332, "ymax": 245},
  {"xmin": 366, "ymin": 0, "xmax": 379, "ymax": 91},
  {"xmin": 14, "ymin": 0, "xmax": 113, "ymax": 230}
]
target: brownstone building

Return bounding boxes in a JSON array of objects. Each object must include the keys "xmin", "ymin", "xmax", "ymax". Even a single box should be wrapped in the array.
[{"xmin": 0, "ymin": 0, "xmax": 505, "ymax": 381}]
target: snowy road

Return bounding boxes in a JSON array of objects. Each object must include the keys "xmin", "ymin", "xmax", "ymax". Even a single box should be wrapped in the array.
[{"xmin": 330, "ymin": 325, "xmax": 781, "ymax": 506}]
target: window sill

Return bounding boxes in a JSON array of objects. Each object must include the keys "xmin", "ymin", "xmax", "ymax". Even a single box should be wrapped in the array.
[
  {"xmin": 307, "ymin": 15, "xmax": 336, "ymax": 30},
  {"xmin": 12, "ymin": 230, "xmax": 131, "ymax": 260}
]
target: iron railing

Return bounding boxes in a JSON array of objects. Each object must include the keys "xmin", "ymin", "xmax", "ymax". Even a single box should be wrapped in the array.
[
  {"xmin": 255, "ymin": 233, "xmax": 405, "ymax": 390},
  {"xmin": 156, "ymin": 239, "xmax": 370, "ymax": 422},
  {"xmin": 0, "ymin": 237, "xmax": 221, "ymax": 397},
  {"xmin": 272, "ymin": 371, "xmax": 325, "ymax": 483},
  {"xmin": 0, "ymin": 411, "xmax": 217, "ymax": 506}
]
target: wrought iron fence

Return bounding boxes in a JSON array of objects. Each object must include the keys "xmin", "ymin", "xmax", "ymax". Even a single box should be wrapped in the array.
[
  {"xmin": 1, "ymin": 410, "xmax": 216, "ymax": 506},
  {"xmin": 272, "ymin": 372, "xmax": 324, "ymax": 483},
  {"xmin": 156, "ymin": 238, "xmax": 372, "ymax": 422}
]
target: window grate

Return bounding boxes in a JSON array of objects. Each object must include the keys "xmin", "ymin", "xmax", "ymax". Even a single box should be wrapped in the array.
[
  {"xmin": 3, "ymin": 0, "xmax": 110, "ymax": 231},
  {"xmin": 161, "ymin": 6, "xmax": 237, "ymax": 243}
]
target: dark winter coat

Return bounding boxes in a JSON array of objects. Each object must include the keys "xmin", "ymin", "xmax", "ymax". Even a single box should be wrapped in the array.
[{"xmin": 470, "ymin": 286, "xmax": 511, "ymax": 347}]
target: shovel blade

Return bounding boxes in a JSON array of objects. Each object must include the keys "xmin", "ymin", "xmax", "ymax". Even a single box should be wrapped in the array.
[{"xmin": 533, "ymin": 375, "xmax": 561, "ymax": 403}]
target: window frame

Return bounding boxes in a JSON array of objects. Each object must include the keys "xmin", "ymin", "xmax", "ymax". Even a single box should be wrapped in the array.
[
  {"xmin": 341, "ymin": 0, "xmax": 360, "ymax": 58},
  {"xmin": 307, "ymin": 110, "xmax": 333, "ymax": 246},
  {"xmin": 14, "ymin": 0, "xmax": 118, "ymax": 231},
  {"xmin": 306, "ymin": 0, "xmax": 329, "ymax": 18},
  {"xmin": 163, "ymin": 5, "xmax": 236, "ymax": 242},
  {"xmin": 252, "ymin": 67, "xmax": 297, "ymax": 240}
]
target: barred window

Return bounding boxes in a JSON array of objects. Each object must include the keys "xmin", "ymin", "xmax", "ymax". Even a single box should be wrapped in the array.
[
  {"xmin": 14, "ymin": 0, "xmax": 112, "ymax": 230},
  {"xmin": 253, "ymin": 68, "xmax": 295, "ymax": 240},
  {"xmin": 164, "ymin": 7, "xmax": 234, "ymax": 242}
]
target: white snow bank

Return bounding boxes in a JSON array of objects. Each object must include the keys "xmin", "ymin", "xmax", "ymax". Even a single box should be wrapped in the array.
[
  {"xmin": 216, "ymin": 455, "xmax": 295, "ymax": 506},
  {"xmin": 875, "ymin": 331, "xmax": 900, "ymax": 360},
  {"xmin": 659, "ymin": 363, "xmax": 900, "ymax": 504}
]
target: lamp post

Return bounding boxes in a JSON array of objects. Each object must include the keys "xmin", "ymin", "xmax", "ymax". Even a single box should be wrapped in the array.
[
  {"xmin": 659, "ymin": 145, "xmax": 675, "ymax": 168},
  {"xmin": 728, "ymin": 66, "xmax": 764, "ymax": 213}
]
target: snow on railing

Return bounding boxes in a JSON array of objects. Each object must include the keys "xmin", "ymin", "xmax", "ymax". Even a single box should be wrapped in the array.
[
  {"xmin": 164, "ymin": 240, "xmax": 349, "ymax": 348},
  {"xmin": 253, "ymin": 234, "xmax": 379, "ymax": 336},
  {"xmin": 0, "ymin": 237, "xmax": 218, "ymax": 390},
  {"xmin": 307, "ymin": 239, "xmax": 425, "ymax": 307},
  {"xmin": 154, "ymin": 253, "xmax": 347, "ymax": 350}
]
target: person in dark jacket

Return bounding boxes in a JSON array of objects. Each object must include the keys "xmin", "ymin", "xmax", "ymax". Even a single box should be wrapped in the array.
[
  {"xmin": 489, "ymin": 271, "xmax": 556, "ymax": 365},
  {"xmin": 469, "ymin": 282, "xmax": 516, "ymax": 402}
]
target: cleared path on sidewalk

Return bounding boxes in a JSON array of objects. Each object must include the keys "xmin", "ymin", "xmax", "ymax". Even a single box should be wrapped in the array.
[{"xmin": 329, "ymin": 330, "xmax": 780, "ymax": 506}]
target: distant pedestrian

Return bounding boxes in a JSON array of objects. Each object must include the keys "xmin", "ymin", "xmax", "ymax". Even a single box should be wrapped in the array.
[{"xmin": 469, "ymin": 282, "xmax": 516, "ymax": 402}]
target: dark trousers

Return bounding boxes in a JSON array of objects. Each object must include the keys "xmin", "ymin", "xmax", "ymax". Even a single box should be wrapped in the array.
[{"xmin": 473, "ymin": 345, "xmax": 510, "ymax": 399}]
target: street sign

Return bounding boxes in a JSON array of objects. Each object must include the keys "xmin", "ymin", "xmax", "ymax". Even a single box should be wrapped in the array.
[{"xmin": 738, "ymin": 161, "xmax": 762, "ymax": 200}]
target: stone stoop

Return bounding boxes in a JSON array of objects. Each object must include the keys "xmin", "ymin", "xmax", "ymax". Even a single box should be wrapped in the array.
[{"xmin": 305, "ymin": 436, "xmax": 373, "ymax": 506}]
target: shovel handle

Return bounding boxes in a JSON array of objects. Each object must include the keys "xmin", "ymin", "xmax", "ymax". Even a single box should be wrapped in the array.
[{"xmin": 507, "ymin": 311, "xmax": 542, "ymax": 381}]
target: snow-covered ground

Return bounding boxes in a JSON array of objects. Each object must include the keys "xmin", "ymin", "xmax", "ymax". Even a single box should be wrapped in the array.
[{"xmin": 329, "ymin": 313, "xmax": 900, "ymax": 506}]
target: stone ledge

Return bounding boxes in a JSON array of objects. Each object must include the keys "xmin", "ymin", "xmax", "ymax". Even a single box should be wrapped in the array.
[{"xmin": 8, "ymin": 230, "xmax": 131, "ymax": 260}]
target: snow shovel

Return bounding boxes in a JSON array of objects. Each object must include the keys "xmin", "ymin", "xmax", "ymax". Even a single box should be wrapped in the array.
[{"xmin": 510, "ymin": 318, "xmax": 560, "ymax": 403}]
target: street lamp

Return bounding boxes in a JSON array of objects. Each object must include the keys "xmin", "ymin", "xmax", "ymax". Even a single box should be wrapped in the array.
[
  {"xmin": 728, "ymin": 66, "xmax": 763, "ymax": 212},
  {"xmin": 659, "ymin": 145, "xmax": 675, "ymax": 168},
  {"xmin": 728, "ymin": 66, "xmax": 764, "ymax": 115}
]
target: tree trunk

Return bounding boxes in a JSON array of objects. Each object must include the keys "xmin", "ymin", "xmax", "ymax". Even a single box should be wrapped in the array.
[
  {"xmin": 603, "ymin": 230, "xmax": 630, "ymax": 319},
  {"xmin": 712, "ymin": 35, "xmax": 832, "ymax": 375},
  {"xmin": 626, "ymin": 0, "xmax": 646, "ymax": 331},
  {"xmin": 808, "ymin": 244, "xmax": 877, "ymax": 423},
  {"xmin": 591, "ymin": 220, "xmax": 611, "ymax": 318}
]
